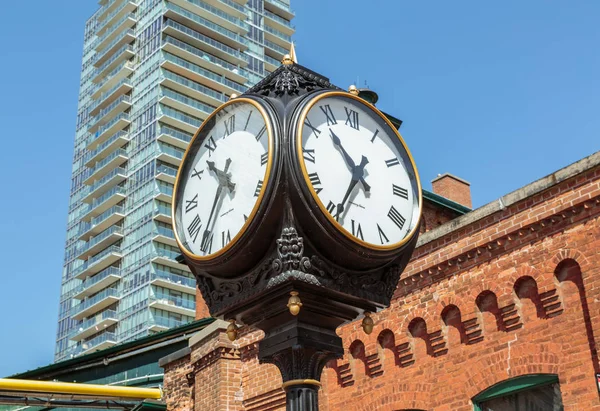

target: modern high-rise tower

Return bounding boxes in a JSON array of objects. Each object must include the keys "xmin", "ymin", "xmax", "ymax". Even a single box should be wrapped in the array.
[{"xmin": 55, "ymin": 0, "xmax": 294, "ymax": 362}]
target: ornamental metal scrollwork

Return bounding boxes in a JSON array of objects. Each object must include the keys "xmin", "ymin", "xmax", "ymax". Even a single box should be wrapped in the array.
[{"xmin": 272, "ymin": 227, "xmax": 311, "ymax": 274}]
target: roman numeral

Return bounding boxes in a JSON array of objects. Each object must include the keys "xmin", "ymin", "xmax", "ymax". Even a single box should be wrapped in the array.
[
  {"xmin": 255, "ymin": 124, "xmax": 266, "ymax": 141},
  {"xmin": 351, "ymin": 220, "xmax": 364, "ymax": 240},
  {"xmin": 261, "ymin": 152, "xmax": 268, "ymax": 166},
  {"xmin": 187, "ymin": 214, "xmax": 202, "ymax": 243},
  {"xmin": 191, "ymin": 167, "xmax": 203, "ymax": 180},
  {"xmin": 244, "ymin": 110, "xmax": 253, "ymax": 131},
  {"xmin": 377, "ymin": 224, "xmax": 389, "ymax": 244},
  {"xmin": 385, "ymin": 157, "xmax": 400, "ymax": 167},
  {"xmin": 185, "ymin": 194, "xmax": 198, "ymax": 213},
  {"xmin": 393, "ymin": 184, "xmax": 409, "ymax": 199},
  {"xmin": 326, "ymin": 201, "xmax": 336, "ymax": 214},
  {"xmin": 308, "ymin": 172, "xmax": 322, "ymax": 194},
  {"xmin": 388, "ymin": 206, "xmax": 406, "ymax": 230},
  {"xmin": 254, "ymin": 180, "xmax": 263, "ymax": 197},
  {"xmin": 221, "ymin": 229, "xmax": 232, "ymax": 248},
  {"xmin": 370, "ymin": 129, "xmax": 379, "ymax": 143},
  {"xmin": 304, "ymin": 117, "xmax": 321, "ymax": 138},
  {"xmin": 200, "ymin": 230, "xmax": 213, "ymax": 254},
  {"xmin": 302, "ymin": 148, "xmax": 316, "ymax": 163},
  {"xmin": 223, "ymin": 114, "xmax": 235, "ymax": 137},
  {"xmin": 319, "ymin": 104, "xmax": 337, "ymax": 126},
  {"xmin": 205, "ymin": 136, "xmax": 217, "ymax": 157},
  {"xmin": 344, "ymin": 107, "xmax": 359, "ymax": 130}
]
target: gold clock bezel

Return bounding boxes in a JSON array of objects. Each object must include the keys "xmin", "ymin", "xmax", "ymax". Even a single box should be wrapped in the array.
[
  {"xmin": 295, "ymin": 91, "xmax": 423, "ymax": 251},
  {"xmin": 173, "ymin": 97, "xmax": 275, "ymax": 261}
]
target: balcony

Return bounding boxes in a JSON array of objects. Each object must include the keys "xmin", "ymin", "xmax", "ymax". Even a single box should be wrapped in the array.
[
  {"xmin": 264, "ymin": 9, "xmax": 294, "ymax": 36},
  {"xmin": 149, "ymin": 293, "xmax": 195, "ymax": 317},
  {"xmin": 158, "ymin": 104, "xmax": 202, "ymax": 135},
  {"xmin": 149, "ymin": 315, "xmax": 189, "ymax": 332},
  {"xmin": 264, "ymin": 0, "xmax": 294, "ymax": 21},
  {"xmin": 85, "ymin": 131, "xmax": 130, "ymax": 167},
  {"xmin": 77, "ymin": 225, "xmax": 124, "ymax": 260},
  {"xmin": 71, "ymin": 287, "xmax": 120, "ymax": 320},
  {"xmin": 154, "ymin": 203, "xmax": 172, "ymax": 224},
  {"xmin": 79, "ymin": 205, "xmax": 126, "ymax": 241},
  {"xmin": 156, "ymin": 164, "xmax": 179, "ymax": 184},
  {"xmin": 81, "ymin": 186, "xmax": 127, "ymax": 222},
  {"xmin": 164, "ymin": 4, "xmax": 248, "ymax": 52},
  {"xmin": 152, "ymin": 225, "xmax": 178, "ymax": 248},
  {"xmin": 97, "ymin": 11, "xmax": 137, "ymax": 52},
  {"xmin": 97, "ymin": 0, "xmax": 138, "ymax": 36},
  {"xmin": 151, "ymin": 267, "xmax": 195, "ymax": 294},
  {"xmin": 90, "ymin": 77, "xmax": 133, "ymax": 116},
  {"xmin": 154, "ymin": 184, "xmax": 173, "ymax": 203},
  {"xmin": 160, "ymin": 87, "xmax": 213, "ymax": 123},
  {"xmin": 202, "ymin": 0, "xmax": 246, "ymax": 19},
  {"xmin": 264, "ymin": 54, "xmax": 280, "ymax": 72},
  {"xmin": 264, "ymin": 24, "xmax": 292, "ymax": 48},
  {"xmin": 161, "ymin": 52, "xmax": 245, "ymax": 96},
  {"xmin": 157, "ymin": 125, "xmax": 192, "ymax": 150},
  {"xmin": 93, "ymin": 48, "xmax": 135, "ymax": 84},
  {"xmin": 264, "ymin": 39, "xmax": 287, "ymax": 60},
  {"xmin": 73, "ymin": 267, "xmax": 122, "ymax": 300},
  {"xmin": 161, "ymin": 36, "xmax": 248, "ymax": 84},
  {"xmin": 95, "ymin": 29, "xmax": 136, "ymax": 69},
  {"xmin": 84, "ymin": 149, "xmax": 128, "ymax": 185},
  {"xmin": 74, "ymin": 246, "xmax": 123, "ymax": 279},
  {"xmin": 169, "ymin": 0, "xmax": 248, "ymax": 34},
  {"xmin": 157, "ymin": 143, "xmax": 185, "ymax": 167},
  {"xmin": 160, "ymin": 69, "xmax": 227, "ymax": 108},
  {"xmin": 70, "ymin": 310, "xmax": 119, "ymax": 342},
  {"xmin": 81, "ymin": 331, "xmax": 118, "ymax": 354},
  {"xmin": 95, "ymin": 44, "xmax": 136, "ymax": 80},
  {"xmin": 88, "ymin": 95, "xmax": 132, "ymax": 134},
  {"xmin": 89, "ymin": 113, "xmax": 131, "ymax": 151},
  {"xmin": 151, "ymin": 247, "xmax": 189, "ymax": 271}
]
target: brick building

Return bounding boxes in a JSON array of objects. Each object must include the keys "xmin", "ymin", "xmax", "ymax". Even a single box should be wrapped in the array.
[{"xmin": 161, "ymin": 151, "xmax": 600, "ymax": 410}]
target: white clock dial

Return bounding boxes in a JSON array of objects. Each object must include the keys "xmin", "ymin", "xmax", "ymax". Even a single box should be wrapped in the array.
[
  {"xmin": 298, "ymin": 94, "xmax": 420, "ymax": 248},
  {"xmin": 175, "ymin": 100, "xmax": 271, "ymax": 258}
]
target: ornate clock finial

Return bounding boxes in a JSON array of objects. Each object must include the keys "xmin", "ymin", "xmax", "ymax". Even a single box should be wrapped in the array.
[
  {"xmin": 289, "ymin": 41, "xmax": 298, "ymax": 64},
  {"xmin": 348, "ymin": 84, "xmax": 359, "ymax": 95},
  {"xmin": 229, "ymin": 93, "xmax": 238, "ymax": 99},
  {"xmin": 282, "ymin": 54, "xmax": 293, "ymax": 65}
]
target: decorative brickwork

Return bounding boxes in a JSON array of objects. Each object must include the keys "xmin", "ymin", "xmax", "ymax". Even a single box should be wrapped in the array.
[{"xmin": 164, "ymin": 152, "xmax": 600, "ymax": 410}]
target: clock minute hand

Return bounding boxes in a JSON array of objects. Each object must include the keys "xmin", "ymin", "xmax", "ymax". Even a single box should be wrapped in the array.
[
  {"xmin": 330, "ymin": 129, "xmax": 370, "ymax": 192},
  {"xmin": 330, "ymin": 129, "xmax": 355, "ymax": 169},
  {"xmin": 334, "ymin": 155, "xmax": 370, "ymax": 221}
]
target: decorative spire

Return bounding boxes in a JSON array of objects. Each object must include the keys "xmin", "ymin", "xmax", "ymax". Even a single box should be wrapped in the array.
[{"xmin": 289, "ymin": 41, "xmax": 298, "ymax": 64}]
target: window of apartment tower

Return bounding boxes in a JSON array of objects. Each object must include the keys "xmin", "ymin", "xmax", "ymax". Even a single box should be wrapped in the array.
[{"xmin": 473, "ymin": 375, "xmax": 564, "ymax": 411}]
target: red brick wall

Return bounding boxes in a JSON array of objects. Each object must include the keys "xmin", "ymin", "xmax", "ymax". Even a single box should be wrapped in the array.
[{"xmin": 172, "ymin": 163, "xmax": 600, "ymax": 410}]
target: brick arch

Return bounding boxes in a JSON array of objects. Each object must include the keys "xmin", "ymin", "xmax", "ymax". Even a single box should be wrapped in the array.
[
  {"xmin": 551, "ymin": 248, "xmax": 590, "ymax": 271},
  {"xmin": 513, "ymin": 275, "xmax": 546, "ymax": 320},
  {"xmin": 349, "ymin": 339, "xmax": 369, "ymax": 379},
  {"xmin": 441, "ymin": 304, "xmax": 467, "ymax": 346},
  {"xmin": 463, "ymin": 342, "xmax": 563, "ymax": 400}
]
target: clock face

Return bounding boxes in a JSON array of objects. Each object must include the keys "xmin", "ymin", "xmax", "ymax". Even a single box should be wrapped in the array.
[
  {"xmin": 297, "ymin": 93, "xmax": 420, "ymax": 249},
  {"xmin": 174, "ymin": 99, "xmax": 272, "ymax": 259}
]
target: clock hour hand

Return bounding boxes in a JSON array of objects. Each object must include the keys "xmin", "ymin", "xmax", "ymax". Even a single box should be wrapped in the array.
[
  {"xmin": 330, "ymin": 129, "xmax": 370, "ymax": 192},
  {"xmin": 207, "ymin": 159, "xmax": 235, "ymax": 192},
  {"xmin": 335, "ymin": 155, "xmax": 369, "ymax": 221}
]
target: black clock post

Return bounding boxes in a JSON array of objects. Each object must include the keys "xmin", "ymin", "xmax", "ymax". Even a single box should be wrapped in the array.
[{"xmin": 172, "ymin": 55, "xmax": 422, "ymax": 411}]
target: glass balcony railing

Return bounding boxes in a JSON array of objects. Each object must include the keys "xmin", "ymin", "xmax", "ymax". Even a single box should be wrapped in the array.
[
  {"xmin": 70, "ymin": 310, "xmax": 119, "ymax": 338},
  {"xmin": 264, "ymin": 24, "xmax": 292, "ymax": 42},
  {"xmin": 163, "ymin": 36, "xmax": 248, "ymax": 79},
  {"xmin": 156, "ymin": 225, "xmax": 175, "ymax": 238},
  {"xmin": 264, "ymin": 39, "xmax": 287, "ymax": 55},
  {"xmin": 91, "ymin": 204, "xmax": 125, "ymax": 228},
  {"xmin": 157, "ymin": 184, "xmax": 174, "ymax": 199},
  {"xmin": 96, "ymin": 29, "xmax": 135, "ymax": 64},
  {"xmin": 181, "ymin": 0, "xmax": 248, "ymax": 31},
  {"xmin": 152, "ymin": 315, "xmax": 190, "ymax": 329},
  {"xmin": 160, "ymin": 104, "xmax": 202, "ymax": 128},
  {"xmin": 264, "ymin": 54, "xmax": 280, "ymax": 68},
  {"xmin": 85, "ymin": 131, "xmax": 129, "ymax": 162},
  {"xmin": 218, "ymin": 0, "xmax": 245, "ymax": 13},
  {"xmin": 163, "ymin": 52, "xmax": 246, "ymax": 93},
  {"xmin": 151, "ymin": 292, "xmax": 195, "ymax": 311},
  {"xmin": 165, "ymin": 4, "xmax": 248, "ymax": 47},
  {"xmin": 96, "ymin": 44, "xmax": 135, "ymax": 73},
  {"xmin": 161, "ymin": 87, "xmax": 214, "ymax": 116},
  {"xmin": 88, "ymin": 149, "xmax": 128, "ymax": 176},
  {"xmin": 95, "ymin": 60, "xmax": 134, "ymax": 87},
  {"xmin": 158, "ymin": 125, "xmax": 193, "ymax": 145},
  {"xmin": 92, "ymin": 77, "xmax": 132, "ymax": 112},
  {"xmin": 91, "ymin": 186, "xmax": 127, "ymax": 209},
  {"xmin": 264, "ymin": 9, "xmax": 293, "ymax": 29},
  {"xmin": 98, "ymin": 0, "xmax": 137, "ymax": 32},
  {"xmin": 82, "ymin": 331, "xmax": 118, "ymax": 351},
  {"xmin": 71, "ymin": 287, "xmax": 119, "ymax": 316},
  {"xmin": 155, "ymin": 245, "xmax": 180, "ymax": 261},
  {"xmin": 89, "ymin": 225, "xmax": 123, "ymax": 248},
  {"xmin": 157, "ymin": 164, "xmax": 178, "ymax": 178},
  {"xmin": 156, "ymin": 202, "xmax": 172, "ymax": 217},
  {"xmin": 73, "ymin": 268, "xmax": 121, "ymax": 297},
  {"xmin": 97, "ymin": 11, "xmax": 136, "ymax": 47},
  {"xmin": 163, "ymin": 18, "xmax": 243, "ymax": 61},
  {"xmin": 90, "ymin": 95, "xmax": 131, "ymax": 128},
  {"xmin": 96, "ymin": 113, "xmax": 130, "ymax": 138},
  {"xmin": 161, "ymin": 69, "xmax": 227, "ymax": 104},
  {"xmin": 152, "ymin": 268, "xmax": 195, "ymax": 288},
  {"xmin": 264, "ymin": 0, "xmax": 293, "ymax": 14},
  {"xmin": 158, "ymin": 143, "xmax": 185, "ymax": 160}
]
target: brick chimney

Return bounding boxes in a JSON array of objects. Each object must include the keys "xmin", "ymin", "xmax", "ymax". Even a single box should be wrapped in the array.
[{"xmin": 431, "ymin": 173, "xmax": 472, "ymax": 208}]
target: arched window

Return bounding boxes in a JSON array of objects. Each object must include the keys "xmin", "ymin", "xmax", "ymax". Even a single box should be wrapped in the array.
[{"xmin": 473, "ymin": 374, "xmax": 563, "ymax": 411}]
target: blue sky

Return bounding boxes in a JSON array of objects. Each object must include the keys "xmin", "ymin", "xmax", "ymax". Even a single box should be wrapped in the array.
[{"xmin": 0, "ymin": 1, "xmax": 598, "ymax": 377}]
